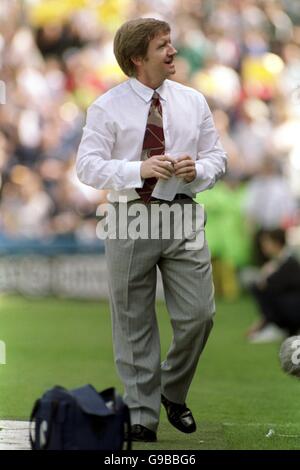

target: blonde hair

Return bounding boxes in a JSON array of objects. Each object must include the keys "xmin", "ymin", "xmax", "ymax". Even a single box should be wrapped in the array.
[{"xmin": 113, "ymin": 18, "xmax": 170, "ymax": 77}]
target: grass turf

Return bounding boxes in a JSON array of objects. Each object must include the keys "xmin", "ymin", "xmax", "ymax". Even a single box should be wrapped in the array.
[{"xmin": 0, "ymin": 294, "xmax": 300, "ymax": 449}]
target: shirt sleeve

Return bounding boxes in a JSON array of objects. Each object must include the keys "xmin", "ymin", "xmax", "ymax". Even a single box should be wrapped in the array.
[
  {"xmin": 76, "ymin": 102, "xmax": 143, "ymax": 190},
  {"xmin": 184, "ymin": 97, "xmax": 227, "ymax": 193}
]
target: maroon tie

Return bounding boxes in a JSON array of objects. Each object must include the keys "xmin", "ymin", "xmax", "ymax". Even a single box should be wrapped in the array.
[{"xmin": 136, "ymin": 91, "xmax": 165, "ymax": 203}]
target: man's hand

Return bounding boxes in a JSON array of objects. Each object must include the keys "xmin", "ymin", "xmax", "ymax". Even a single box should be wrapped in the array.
[
  {"xmin": 140, "ymin": 155, "xmax": 175, "ymax": 180},
  {"xmin": 173, "ymin": 155, "xmax": 196, "ymax": 183}
]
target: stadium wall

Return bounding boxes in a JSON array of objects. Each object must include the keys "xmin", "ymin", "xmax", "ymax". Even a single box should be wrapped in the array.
[{"xmin": 0, "ymin": 255, "xmax": 165, "ymax": 299}]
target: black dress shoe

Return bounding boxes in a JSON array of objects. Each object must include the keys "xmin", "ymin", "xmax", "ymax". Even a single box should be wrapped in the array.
[
  {"xmin": 128, "ymin": 424, "xmax": 157, "ymax": 442},
  {"xmin": 161, "ymin": 394, "xmax": 196, "ymax": 433}
]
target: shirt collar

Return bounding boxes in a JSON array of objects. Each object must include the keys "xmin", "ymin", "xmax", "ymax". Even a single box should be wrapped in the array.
[{"xmin": 129, "ymin": 78, "xmax": 167, "ymax": 102}]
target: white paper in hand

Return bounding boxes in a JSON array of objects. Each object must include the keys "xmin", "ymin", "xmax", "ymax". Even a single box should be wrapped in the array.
[
  {"xmin": 151, "ymin": 153, "xmax": 184, "ymax": 201},
  {"xmin": 151, "ymin": 174, "xmax": 181, "ymax": 201}
]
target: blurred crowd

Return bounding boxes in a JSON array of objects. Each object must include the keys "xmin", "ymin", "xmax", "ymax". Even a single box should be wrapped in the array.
[{"xmin": 0, "ymin": 0, "xmax": 300, "ymax": 269}]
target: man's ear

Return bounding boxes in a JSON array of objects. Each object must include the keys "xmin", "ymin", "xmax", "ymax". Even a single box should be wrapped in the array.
[{"xmin": 131, "ymin": 56, "xmax": 143, "ymax": 67}]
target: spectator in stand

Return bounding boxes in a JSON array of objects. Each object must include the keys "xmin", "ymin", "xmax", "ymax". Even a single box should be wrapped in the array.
[
  {"xmin": 243, "ymin": 156, "xmax": 297, "ymax": 264},
  {"xmin": 0, "ymin": 0, "xmax": 299, "ymax": 273}
]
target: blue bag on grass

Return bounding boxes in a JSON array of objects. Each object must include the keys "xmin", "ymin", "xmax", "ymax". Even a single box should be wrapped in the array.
[{"xmin": 29, "ymin": 384, "xmax": 131, "ymax": 450}]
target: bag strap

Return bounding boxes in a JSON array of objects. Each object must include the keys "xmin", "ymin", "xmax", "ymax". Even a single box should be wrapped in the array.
[
  {"xmin": 100, "ymin": 388, "xmax": 132, "ymax": 450},
  {"xmin": 29, "ymin": 399, "xmax": 40, "ymax": 449},
  {"xmin": 123, "ymin": 404, "xmax": 132, "ymax": 451},
  {"xmin": 99, "ymin": 388, "xmax": 132, "ymax": 450}
]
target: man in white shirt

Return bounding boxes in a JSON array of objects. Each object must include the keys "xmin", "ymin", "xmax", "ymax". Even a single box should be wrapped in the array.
[{"xmin": 77, "ymin": 18, "xmax": 227, "ymax": 442}]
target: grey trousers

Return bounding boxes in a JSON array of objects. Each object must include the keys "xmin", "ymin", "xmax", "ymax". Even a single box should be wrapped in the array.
[{"xmin": 104, "ymin": 200, "xmax": 215, "ymax": 432}]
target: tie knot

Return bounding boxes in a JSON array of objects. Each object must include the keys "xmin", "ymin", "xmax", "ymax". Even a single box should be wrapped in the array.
[{"xmin": 152, "ymin": 91, "xmax": 160, "ymax": 101}]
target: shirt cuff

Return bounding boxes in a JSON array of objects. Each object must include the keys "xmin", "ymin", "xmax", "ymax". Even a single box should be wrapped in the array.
[
  {"xmin": 123, "ymin": 161, "xmax": 143, "ymax": 188},
  {"xmin": 183, "ymin": 162, "xmax": 205, "ymax": 192},
  {"xmin": 195, "ymin": 163, "xmax": 205, "ymax": 180}
]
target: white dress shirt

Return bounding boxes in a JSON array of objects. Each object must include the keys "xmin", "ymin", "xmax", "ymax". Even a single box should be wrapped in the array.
[{"xmin": 76, "ymin": 78, "xmax": 227, "ymax": 202}]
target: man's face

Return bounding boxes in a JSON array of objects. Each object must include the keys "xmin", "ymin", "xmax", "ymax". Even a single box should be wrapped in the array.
[{"xmin": 135, "ymin": 31, "xmax": 177, "ymax": 87}]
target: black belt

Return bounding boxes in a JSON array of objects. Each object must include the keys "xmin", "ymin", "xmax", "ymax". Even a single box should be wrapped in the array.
[
  {"xmin": 174, "ymin": 194, "xmax": 191, "ymax": 200},
  {"xmin": 149, "ymin": 194, "xmax": 192, "ymax": 203}
]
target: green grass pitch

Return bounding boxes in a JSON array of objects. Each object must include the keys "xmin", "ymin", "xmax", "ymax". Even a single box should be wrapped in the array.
[{"xmin": 1, "ymin": 294, "xmax": 300, "ymax": 450}]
